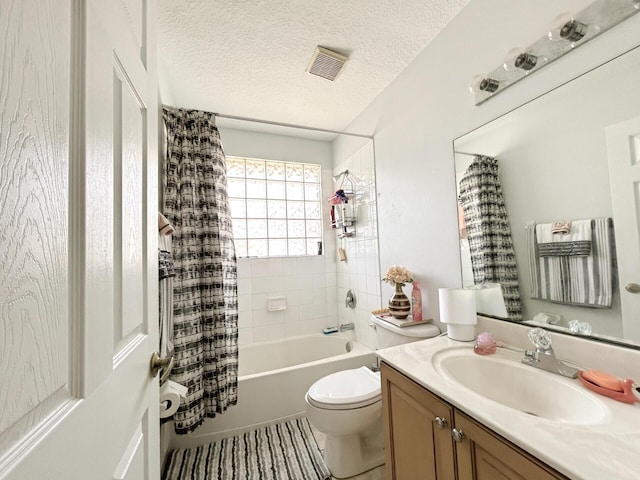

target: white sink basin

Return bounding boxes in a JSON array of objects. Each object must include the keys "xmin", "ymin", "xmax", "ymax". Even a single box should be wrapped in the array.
[{"xmin": 432, "ymin": 348, "xmax": 609, "ymax": 425}]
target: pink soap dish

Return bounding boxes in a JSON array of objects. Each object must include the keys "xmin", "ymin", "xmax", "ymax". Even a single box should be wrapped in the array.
[{"xmin": 578, "ymin": 371, "xmax": 637, "ymax": 404}]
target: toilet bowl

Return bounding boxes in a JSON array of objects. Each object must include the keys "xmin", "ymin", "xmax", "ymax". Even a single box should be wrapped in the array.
[
  {"xmin": 305, "ymin": 367, "xmax": 384, "ymax": 479},
  {"xmin": 305, "ymin": 316, "xmax": 441, "ymax": 478}
]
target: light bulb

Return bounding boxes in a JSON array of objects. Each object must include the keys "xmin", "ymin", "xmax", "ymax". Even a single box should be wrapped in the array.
[
  {"xmin": 503, "ymin": 48, "xmax": 542, "ymax": 72},
  {"xmin": 469, "ymin": 74, "xmax": 500, "ymax": 95},
  {"xmin": 548, "ymin": 13, "xmax": 588, "ymax": 43}
]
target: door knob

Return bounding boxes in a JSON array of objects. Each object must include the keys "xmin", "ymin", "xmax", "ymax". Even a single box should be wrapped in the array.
[
  {"xmin": 625, "ymin": 283, "xmax": 640, "ymax": 294},
  {"xmin": 150, "ymin": 352, "xmax": 174, "ymax": 378}
]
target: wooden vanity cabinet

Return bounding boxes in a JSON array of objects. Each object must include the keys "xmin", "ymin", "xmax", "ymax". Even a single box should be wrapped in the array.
[
  {"xmin": 381, "ymin": 362, "xmax": 569, "ymax": 480},
  {"xmin": 381, "ymin": 362, "xmax": 456, "ymax": 479}
]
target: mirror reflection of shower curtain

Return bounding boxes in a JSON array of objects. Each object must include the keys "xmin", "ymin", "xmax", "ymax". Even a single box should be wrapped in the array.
[{"xmin": 459, "ymin": 155, "xmax": 522, "ymax": 321}]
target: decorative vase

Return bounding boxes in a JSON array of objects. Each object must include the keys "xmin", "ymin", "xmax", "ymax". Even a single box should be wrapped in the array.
[{"xmin": 389, "ymin": 283, "xmax": 411, "ymax": 319}]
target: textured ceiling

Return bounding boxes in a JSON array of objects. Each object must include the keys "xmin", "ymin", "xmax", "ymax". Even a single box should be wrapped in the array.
[{"xmin": 157, "ymin": 0, "xmax": 470, "ymax": 135}]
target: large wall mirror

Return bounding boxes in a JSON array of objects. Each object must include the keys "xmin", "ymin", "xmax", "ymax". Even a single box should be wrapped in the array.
[{"xmin": 454, "ymin": 43, "xmax": 640, "ymax": 349}]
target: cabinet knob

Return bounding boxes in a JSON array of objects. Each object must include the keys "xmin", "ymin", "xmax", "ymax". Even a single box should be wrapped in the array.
[
  {"xmin": 451, "ymin": 428, "xmax": 465, "ymax": 442},
  {"xmin": 434, "ymin": 416, "xmax": 448, "ymax": 429}
]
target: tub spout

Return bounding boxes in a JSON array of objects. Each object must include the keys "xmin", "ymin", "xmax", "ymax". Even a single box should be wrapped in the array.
[{"xmin": 339, "ymin": 323, "xmax": 355, "ymax": 332}]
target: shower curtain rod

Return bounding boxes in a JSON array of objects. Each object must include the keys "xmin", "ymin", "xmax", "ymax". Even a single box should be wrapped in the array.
[
  {"xmin": 454, "ymin": 150, "xmax": 481, "ymax": 157},
  {"xmin": 213, "ymin": 112, "xmax": 374, "ymax": 140}
]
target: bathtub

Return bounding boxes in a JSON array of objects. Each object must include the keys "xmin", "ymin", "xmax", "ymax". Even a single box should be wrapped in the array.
[{"xmin": 170, "ymin": 333, "xmax": 376, "ymax": 449}]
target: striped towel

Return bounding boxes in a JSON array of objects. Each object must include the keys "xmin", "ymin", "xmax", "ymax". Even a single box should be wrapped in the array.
[
  {"xmin": 536, "ymin": 220, "xmax": 591, "ymax": 257},
  {"xmin": 527, "ymin": 218, "xmax": 614, "ymax": 307}
]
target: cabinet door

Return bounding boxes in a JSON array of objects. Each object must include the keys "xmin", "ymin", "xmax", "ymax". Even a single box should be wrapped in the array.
[
  {"xmin": 454, "ymin": 411, "xmax": 568, "ymax": 480},
  {"xmin": 381, "ymin": 363, "xmax": 456, "ymax": 480}
]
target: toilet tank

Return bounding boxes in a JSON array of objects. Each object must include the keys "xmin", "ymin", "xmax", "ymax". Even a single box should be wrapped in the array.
[{"xmin": 371, "ymin": 315, "xmax": 440, "ymax": 348}]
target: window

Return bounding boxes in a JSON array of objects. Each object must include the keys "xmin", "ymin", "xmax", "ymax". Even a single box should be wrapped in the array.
[{"xmin": 226, "ymin": 157, "xmax": 323, "ymax": 258}]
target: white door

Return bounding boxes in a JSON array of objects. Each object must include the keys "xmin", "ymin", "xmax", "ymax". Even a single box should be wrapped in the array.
[
  {"xmin": 0, "ymin": 1, "xmax": 160, "ymax": 479},
  {"xmin": 606, "ymin": 115, "xmax": 640, "ymax": 343}
]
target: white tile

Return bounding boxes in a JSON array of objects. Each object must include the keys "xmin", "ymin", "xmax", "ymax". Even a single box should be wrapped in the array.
[
  {"xmin": 238, "ymin": 294, "xmax": 253, "ymax": 312},
  {"xmin": 251, "ymin": 293, "xmax": 269, "ymax": 310},
  {"xmin": 299, "ymin": 318, "xmax": 325, "ymax": 335},
  {"xmin": 280, "ymin": 275, "xmax": 298, "ymax": 292},
  {"xmin": 236, "ymin": 259, "xmax": 252, "ymax": 279},
  {"xmin": 252, "ymin": 325, "xmax": 280, "ymax": 343},
  {"xmin": 311, "ymin": 288, "xmax": 327, "ymax": 305},
  {"xmin": 238, "ymin": 328, "xmax": 253, "ymax": 346},
  {"xmin": 283, "ymin": 320, "xmax": 302, "ymax": 337},
  {"xmin": 325, "ymin": 315, "xmax": 338, "ymax": 328},
  {"xmin": 312, "ymin": 273, "xmax": 326, "ymax": 289},
  {"xmin": 287, "ymin": 292, "xmax": 303, "ymax": 306},
  {"xmin": 356, "ymin": 258, "xmax": 366, "ymax": 275},
  {"xmin": 254, "ymin": 309, "xmax": 285, "ymax": 327},
  {"xmin": 238, "ymin": 311, "xmax": 253, "ymax": 329},
  {"xmin": 251, "ymin": 309, "xmax": 272, "ymax": 327},
  {"xmin": 298, "ymin": 288, "xmax": 314, "ymax": 305},
  {"xmin": 357, "ymin": 274, "xmax": 368, "ymax": 293},
  {"xmin": 327, "ymin": 300, "xmax": 338, "ymax": 317},
  {"xmin": 282, "ymin": 258, "xmax": 299, "ymax": 276},
  {"xmin": 299, "ymin": 304, "xmax": 316, "ymax": 321},
  {"xmin": 265, "ymin": 277, "xmax": 284, "ymax": 293},
  {"xmin": 237, "ymin": 278, "xmax": 252, "ymax": 295},
  {"xmin": 366, "ymin": 275, "xmax": 381, "ymax": 296},
  {"xmin": 297, "ymin": 274, "xmax": 313, "ymax": 290},
  {"xmin": 252, "ymin": 277, "xmax": 271, "ymax": 294},
  {"xmin": 301, "ymin": 256, "xmax": 325, "ymax": 274},
  {"xmin": 367, "ymin": 293, "xmax": 383, "ymax": 311},
  {"xmin": 250, "ymin": 259, "xmax": 271, "ymax": 277},
  {"xmin": 266, "ymin": 258, "xmax": 284, "ymax": 276},
  {"xmin": 310, "ymin": 301, "xmax": 327, "ymax": 318},
  {"xmin": 324, "ymin": 258, "xmax": 337, "ymax": 274},
  {"xmin": 284, "ymin": 305, "xmax": 300, "ymax": 323}
]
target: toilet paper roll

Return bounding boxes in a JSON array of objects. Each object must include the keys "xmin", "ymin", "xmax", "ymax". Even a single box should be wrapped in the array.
[
  {"xmin": 438, "ymin": 288, "xmax": 477, "ymax": 325},
  {"xmin": 159, "ymin": 380, "xmax": 189, "ymax": 419}
]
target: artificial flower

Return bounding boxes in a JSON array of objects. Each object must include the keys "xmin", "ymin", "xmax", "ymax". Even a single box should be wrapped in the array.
[{"xmin": 382, "ymin": 265, "xmax": 413, "ymax": 287}]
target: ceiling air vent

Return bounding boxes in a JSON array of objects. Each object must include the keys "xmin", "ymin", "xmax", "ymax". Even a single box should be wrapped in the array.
[{"xmin": 306, "ymin": 46, "xmax": 348, "ymax": 81}]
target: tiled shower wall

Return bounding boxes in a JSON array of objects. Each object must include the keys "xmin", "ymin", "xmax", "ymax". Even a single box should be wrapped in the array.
[
  {"xmin": 221, "ymin": 127, "xmax": 380, "ymax": 349},
  {"xmin": 236, "ymin": 167, "xmax": 339, "ymax": 345},
  {"xmin": 333, "ymin": 141, "xmax": 381, "ymax": 350}
]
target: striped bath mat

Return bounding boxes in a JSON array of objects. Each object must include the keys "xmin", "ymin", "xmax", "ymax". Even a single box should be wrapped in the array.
[{"xmin": 162, "ymin": 417, "xmax": 331, "ymax": 480}]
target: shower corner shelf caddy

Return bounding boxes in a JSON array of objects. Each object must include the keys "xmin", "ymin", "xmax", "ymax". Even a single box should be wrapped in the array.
[{"xmin": 330, "ymin": 171, "xmax": 357, "ymax": 239}]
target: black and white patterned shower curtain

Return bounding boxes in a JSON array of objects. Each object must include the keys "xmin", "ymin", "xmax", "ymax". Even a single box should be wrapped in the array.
[
  {"xmin": 459, "ymin": 155, "xmax": 522, "ymax": 321},
  {"xmin": 162, "ymin": 106, "xmax": 238, "ymax": 434}
]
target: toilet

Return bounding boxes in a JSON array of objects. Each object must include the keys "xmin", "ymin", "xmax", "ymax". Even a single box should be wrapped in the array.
[{"xmin": 305, "ymin": 316, "xmax": 440, "ymax": 478}]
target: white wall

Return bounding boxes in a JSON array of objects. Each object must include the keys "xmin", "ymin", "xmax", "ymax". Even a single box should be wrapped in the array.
[
  {"xmin": 218, "ymin": 127, "xmax": 339, "ymax": 344},
  {"xmin": 341, "ymin": 0, "xmax": 640, "ymax": 333}
]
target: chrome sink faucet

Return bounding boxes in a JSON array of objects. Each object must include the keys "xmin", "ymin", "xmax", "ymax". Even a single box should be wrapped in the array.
[
  {"xmin": 521, "ymin": 328, "xmax": 579, "ymax": 379},
  {"xmin": 339, "ymin": 322, "xmax": 355, "ymax": 332}
]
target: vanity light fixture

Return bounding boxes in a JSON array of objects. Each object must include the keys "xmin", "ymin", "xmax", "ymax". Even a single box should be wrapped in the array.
[{"xmin": 471, "ymin": 0, "xmax": 640, "ymax": 105}]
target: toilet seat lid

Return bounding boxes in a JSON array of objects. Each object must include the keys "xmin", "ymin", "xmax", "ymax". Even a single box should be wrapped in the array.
[{"xmin": 307, "ymin": 367, "xmax": 381, "ymax": 409}]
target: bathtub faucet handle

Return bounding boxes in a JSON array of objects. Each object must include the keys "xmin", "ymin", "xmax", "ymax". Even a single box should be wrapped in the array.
[{"xmin": 345, "ymin": 290, "xmax": 357, "ymax": 309}]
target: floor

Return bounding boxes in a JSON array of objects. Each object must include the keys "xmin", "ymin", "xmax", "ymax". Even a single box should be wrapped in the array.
[{"xmin": 309, "ymin": 424, "xmax": 386, "ymax": 480}]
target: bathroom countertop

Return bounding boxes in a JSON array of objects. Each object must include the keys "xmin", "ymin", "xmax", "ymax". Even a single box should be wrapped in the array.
[{"xmin": 376, "ymin": 335, "xmax": 640, "ymax": 480}]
